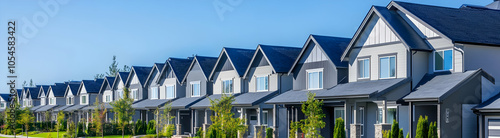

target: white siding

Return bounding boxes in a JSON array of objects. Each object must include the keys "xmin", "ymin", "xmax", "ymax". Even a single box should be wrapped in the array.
[
  {"xmin": 247, "ymin": 66, "xmax": 277, "ymax": 92},
  {"xmin": 303, "ymin": 45, "xmax": 328, "ymax": 63},
  {"xmin": 349, "ymin": 42, "xmax": 408, "ymax": 82},
  {"xmin": 212, "ymin": 70, "xmax": 242, "ymax": 94},
  {"xmin": 355, "ymin": 15, "xmax": 400, "ymax": 47},
  {"xmin": 398, "ymin": 11, "xmax": 439, "ymax": 38},
  {"xmin": 131, "ymin": 74, "xmax": 140, "ymax": 85},
  {"xmin": 161, "ymin": 78, "xmax": 177, "ymax": 99},
  {"xmin": 103, "ymin": 90, "xmax": 113, "ymax": 102}
]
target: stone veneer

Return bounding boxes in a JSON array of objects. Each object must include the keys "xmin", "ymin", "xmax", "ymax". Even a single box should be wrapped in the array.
[
  {"xmin": 350, "ymin": 124, "xmax": 362, "ymax": 138},
  {"xmin": 374, "ymin": 124, "xmax": 392, "ymax": 138}
]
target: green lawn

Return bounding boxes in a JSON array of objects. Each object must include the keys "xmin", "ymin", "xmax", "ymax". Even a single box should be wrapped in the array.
[
  {"xmin": 26, "ymin": 132, "xmax": 65, "ymax": 138},
  {"xmin": 86, "ymin": 135, "xmax": 131, "ymax": 138}
]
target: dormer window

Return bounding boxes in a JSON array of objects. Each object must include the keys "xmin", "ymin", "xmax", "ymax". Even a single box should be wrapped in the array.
[
  {"xmin": 307, "ymin": 68, "xmax": 323, "ymax": 90},
  {"xmin": 358, "ymin": 58, "xmax": 370, "ymax": 79},
  {"xmin": 434, "ymin": 49, "xmax": 453, "ymax": 71},
  {"xmin": 131, "ymin": 89, "xmax": 139, "ymax": 100},
  {"xmin": 41, "ymin": 98, "xmax": 46, "ymax": 105},
  {"xmin": 67, "ymin": 97, "xmax": 73, "ymax": 105},
  {"xmin": 166, "ymin": 85, "xmax": 175, "ymax": 99},
  {"xmin": 49, "ymin": 98, "xmax": 55, "ymax": 105},
  {"xmin": 191, "ymin": 81, "xmax": 200, "ymax": 97},
  {"xmin": 256, "ymin": 76, "xmax": 268, "ymax": 92},
  {"xmin": 379, "ymin": 56, "xmax": 396, "ymax": 79},
  {"xmin": 222, "ymin": 79, "xmax": 233, "ymax": 94},
  {"xmin": 150, "ymin": 87, "xmax": 158, "ymax": 99},
  {"xmin": 81, "ymin": 95, "xmax": 87, "ymax": 104},
  {"xmin": 105, "ymin": 95, "xmax": 111, "ymax": 102},
  {"xmin": 1, "ymin": 103, "xmax": 5, "ymax": 108}
]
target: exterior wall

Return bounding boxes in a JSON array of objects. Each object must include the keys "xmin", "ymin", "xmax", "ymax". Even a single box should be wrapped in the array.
[
  {"xmin": 354, "ymin": 15, "xmax": 400, "ymax": 47},
  {"xmin": 160, "ymin": 78, "xmax": 186, "ymax": 99},
  {"xmin": 411, "ymin": 51, "xmax": 429, "ymax": 89},
  {"xmin": 426, "ymin": 38, "xmax": 457, "ymax": 74},
  {"xmin": 212, "ymin": 70, "xmax": 244, "ymax": 94},
  {"xmin": 55, "ymin": 97, "xmax": 65, "ymax": 105},
  {"xmin": 292, "ymin": 60, "xmax": 338, "ymax": 91},
  {"xmin": 103, "ymin": 89, "xmax": 113, "ymax": 103},
  {"xmin": 147, "ymin": 69, "xmax": 160, "ymax": 99},
  {"xmin": 185, "ymin": 62, "xmax": 210, "ymax": 97},
  {"xmin": 439, "ymin": 74, "xmax": 483, "ymax": 138},
  {"xmin": 348, "ymin": 42, "xmax": 408, "ymax": 82},
  {"xmin": 114, "ymin": 80, "xmax": 125, "ymax": 100},
  {"xmin": 247, "ymin": 65, "xmax": 276, "ymax": 92},
  {"xmin": 129, "ymin": 74, "xmax": 147, "ymax": 100},
  {"xmin": 464, "ymin": 44, "xmax": 500, "ymax": 99}
]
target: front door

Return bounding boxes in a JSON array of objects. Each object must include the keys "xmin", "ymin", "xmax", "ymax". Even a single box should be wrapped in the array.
[
  {"xmin": 180, "ymin": 110, "xmax": 191, "ymax": 135},
  {"xmin": 248, "ymin": 115, "xmax": 257, "ymax": 138}
]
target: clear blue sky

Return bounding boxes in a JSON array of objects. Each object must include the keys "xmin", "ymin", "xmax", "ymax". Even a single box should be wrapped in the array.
[{"xmin": 0, "ymin": 0, "xmax": 492, "ymax": 91}]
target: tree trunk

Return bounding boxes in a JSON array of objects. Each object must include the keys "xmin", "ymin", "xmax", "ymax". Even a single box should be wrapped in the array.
[
  {"xmin": 122, "ymin": 128, "xmax": 125, "ymax": 138},
  {"xmin": 57, "ymin": 128, "xmax": 59, "ymax": 138}
]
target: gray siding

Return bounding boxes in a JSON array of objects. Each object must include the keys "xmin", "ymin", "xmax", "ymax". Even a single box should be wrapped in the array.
[
  {"xmin": 411, "ymin": 51, "xmax": 429, "ymax": 89},
  {"xmin": 464, "ymin": 44, "xmax": 500, "ymax": 98},
  {"xmin": 55, "ymin": 97, "xmax": 65, "ymax": 105},
  {"xmin": 292, "ymin": 60, "xmax": 338, "ymax": 90},
  {"xmin": 186, "ymin": 62, "xmax": 211, "ymax": 97}
]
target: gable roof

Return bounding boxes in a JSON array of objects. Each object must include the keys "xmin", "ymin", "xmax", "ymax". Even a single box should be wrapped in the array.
[
  {"xmin": 341, "ymin": 5, "xmax": 432, "ymax": 61},
  {"xmin": 289, "ymin": 35, "xmax": 351, "ymax": 74},
  {"xmin": 28, "ymin": 86, "xmax": 41, "ymax": 99},
  {"xmin": 126, "ymin": 66, "xmax": 152, "ymax": 86},
  {"xmin": 113, "ymin": 72, "xmax": 129, "ymax": 89},
  {"xmin": 243, "ymin": 45, "xmax": 301, "ymax": 78},
  {"xmin": 79, "ymin": 79, "xmax": 104, "ymax": 94},
  {"xmin": 145, "ymin": 63, "xmax": 165, "ymax": 86},
  {"xmin": 99, "ymin": 77, "xmax": 115, "ymax": 95},
  {"xmin": 209, "ymin": 47, "xmax": 254, "ymax": 80},
  {"xmin": 0, "ymin": 94, "xmax": 10, "ymax": 102},
  {"xmin": 17, "ymin": 89, "xmax": 22, "ymax": 99},
  {"xmin": 65, "ymin": 83, "xmax": 81, "ymax": 97},
  {"xmin": 50, "ymin": 83, "xmax": 68, "ymax": 97},
  {"xmin": 161, "ymin": 58, "xmax": 193, "ymax": 84},
  {"xmin": 391, "ymin": 1, "xmax": 500, "ymax": 46},
  {"xmin": 404, "ymin": 69, "xmax": 494, "ymax": 102},
  {"xmin": 38, "ymin": 85, "xmax": 51, "ymax": 98},
  {"xmin": 182, "ymin": 56, "xmax": 218, "ymax": 82}
]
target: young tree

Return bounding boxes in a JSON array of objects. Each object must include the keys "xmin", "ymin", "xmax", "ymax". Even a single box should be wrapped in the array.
[
  {"xmin": 428, "ymin": 122, "xmax": 437, "ymax": 138},
  {"xmin": 56, "ymin": 111, "xmax": 65, "ymax": 138},
  {"xmin": 300, "ymin": 92, "xmax": 326, "ymax": 138},
  {"xmin": 415, "ymin": 116, "xmax": 429, "ymax": 138},
  {"xmin": 94, "ymin": 74, "xmax": 105, "ymax": 79},
  {"xmin": 106, "ymin": 55, "xmax": 120, "ymax": 77},
  {"xmin": 289, "ymin": 121, "xmax": 300, "ymax": 138},
  {"xmin": 122, "ymin": 65, "xmax": 131, "ymax": 72},
  {"xmin": 4, "ymin": 101, "xmax": 21, "ymax": 136},
  {"xmin": 110, "ymin": 87, "xmax": 134, "ymax": 138},
  {"xmin": 161, "ymin": 103, "xmax": 175, "ymax": 137},
  {"xmin": 29, "ymin": 79, "xmax": 34, "ymax": 87},
  {"xmin": 391, "ymin": 120, "xmax": 400, "ymax": 138},
  {"xmin": 333, "ymin": 118, "xmax": 345, "ymax": 138},
  {"xmin": 45, "ymin": 111, "xmax": 51, "ymax": 122},
  {"xmin": 92, "ymin": 98, "xmax": 107, "ymax": 138},
  {"xmin": 208, "ymin": 94, "xmax": 247, "ymax": 137},
  {"xmin": 19, "ymin": 108, "xmax": 34, "ymax": 138}
]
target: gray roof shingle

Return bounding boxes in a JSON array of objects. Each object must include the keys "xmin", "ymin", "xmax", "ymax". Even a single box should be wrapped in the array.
[
  {"xmin": 257, "ymin": 45, "xmax": 301, "ymax": 73},
  {"xmin": 35, "ymin": 105, "xmax": 58, "ymax": 112},
  {"xmin": 311, "ymin": 35, "xmax": 352, "ymax": 68},
  {"xmin": 81, "ymin": 79, "xmax": 104, "ymax": 93},
  {"xmin": 169, "ymin": 97, "xmax": 205, "ymax": 109},
  {"xmin": 190, "ymin": 94, "xmax": 241, "ymax": 108},
  {"xmin": 53, "ymin": 105, "xmax": 73, "ymax": 112},
  {"xmin": 129, "ymin": 66, "xmax": 152, "ymax": 86},
  {"xmin": 265, "ymin": 90, "xmax": 319, "ymax": 104},
  {"xmin": 315, "ymin": 78, "xmax": 409, "ymax": 99},
  {"xmin": 132, "ymin": 99, "xmax": 170, "ymax": 110},
  {"xmin": 233, "ymin": 91, "xmax": 278, "ymax": 106}
]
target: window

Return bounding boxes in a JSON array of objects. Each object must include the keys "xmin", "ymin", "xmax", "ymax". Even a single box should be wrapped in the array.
[
  {"xmin": 105, "ymin": 95, "xmax": 111, "ymax": 102},
  {"xmin": 117, "ymin": 90, "xmax": 123, "ymax": 99},
  {"xmin": 256, "ymin": 76, "xmax": 268, "ymax": 91},
  {"xmin": 81, "ymin": 95, "xmax": 87, "ymax": 104},
  {"xmin": 150, "ymin": 87, "xmax": 158, "ymax": 99},
  {"xmin": 334, "ymin": 107, "xmax": 345, "ymax": 123},
  {"xmin": 191, "ymin": 82, "xmax": 200, "ymax": 97},
  {"xmin": 377, "ymin": 107, "xmax": 397, "ymax": 124},
  {"xmin": 358, "ymin": 58, "xmax": 370, "ymax": 79},
  {"xmin": 360, "ymin": 107, "xmax": 365, "ymax": 136},
  {"xmin": 49, "ymin": 98, "xmax": 55, "ymax": 105},
  {"xmin": 262, "ymin": 111, "xmax": 269, "ymax": 125},
  {"xmin": 222, "ymin": 80, "xmax": 233, "ymax": 94},
  {"xmin": 67, "ymin": 97, "xmax": 73, "ymax": 105},
  {"xmin": 41, "ymin": 98, "xmax": 45, "ymax": 105},
  {"xmin": 379, "ymin": 56, "xmax": 396, "ymax": 79},
  {"xmin": 307, "ymin": 69, "xmax": 323, "ymax": 90},
  {"xmin": 434, "ymin": 49, "xmax": 453, "ymax": 71},
  {"xmin": 131, "ymin": 89, "xmax": 139, "ymax": 100},
  {"xmin": 1, "ymin": 103, "xmax": 4, "ymax": 108},
  {"xmin": 166, "ymin": 85, "xmax": 175, "ymax": 99}
]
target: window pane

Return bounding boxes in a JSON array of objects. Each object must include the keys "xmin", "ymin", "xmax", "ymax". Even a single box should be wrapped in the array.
[
  {"xmin": 308, "ymin": 72, "xmax": 315, "ymax": 89},
  {"xmin": 192, "ymin": 83, "xmax": 200, "ymax": 96},
  {"xmin": 380, "ymin": 57, "xmax": 389, "ymax": 78},
  {"xmin": 319, "ymin": 72, "xmax": 323, "ymax": 88},
  {"xmin": 364, "ymin": 59, "xmax": 369, "ymax": 78},
  {"xmin": 387, "ymin": 108, "xmax": 397, "ymax": 124},
  {"xmin": 435, "ymin": 51, "xmax": 444, "ymax": 70},
  {"xmin": 390, "ymin": 57, "xmax": 396, "ymax": 77},
  {"xmin": 257, "ymin": 76, "xmax": 268, "ymax": 91},
  {"xmin": 358, "ymin": 60, "xmax": 364, "ymax": 78},
  {"xmin": 444, "ymin": 50, "xmax": 453, "ymax": 70},
  {"xmin": 166, "ymin": 86, "xmax": 174, "ymax": 99}
]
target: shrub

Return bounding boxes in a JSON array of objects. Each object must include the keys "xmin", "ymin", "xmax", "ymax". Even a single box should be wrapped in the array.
[
  {"xmin": 76, "ymin": 122, "xmax": 85, "ymax": 137},
  {"xmin": 266, "ymin": 128, "xmax": 273, "ymax": 138},
  {"xmin": 428, "ymin": 122, "xmax": 438, "ymax": 138},
  {"xmin": 333, "ymin": 118, "xmax": 345, "ymax": 138},
  {"xmin": 147, "ymin": 120, "xmax": 156, "ymax": 135},
  {"xmin": 399, "ymin": 129, "xmax": 403, "ymax": 138},
  {"xmin": 415, "ymin": 116, "xmax": 429, "ymax": 138},
  {"xmin": 390, "ymin": 120, "xmax": 400, "ymax": 138},
  {"xmin": 194, "ymin": 127, "xmax": 203, "ymax": 138}
]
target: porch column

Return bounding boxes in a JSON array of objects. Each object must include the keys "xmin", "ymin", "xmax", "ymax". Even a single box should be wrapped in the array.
[
  {"xmin": 257, "ymin": 107, "xmax": 261, "ymax": 126},
  {"xmin": 191, "ymin": 109, "xmax": 194, "ymax": 133},
  {"xmin": 194, "ymin": 109, "xmax": 198, "ymax": 133},
  {"xmin": 383, "ymin": 100, "xmax": 387, "ymax": 123},
  {"xmin": 273, "ymin": 105, "xmax": 277, "ymax": 138},
  {"xmin": 176, "ymin": 110, "xmax": 181, "ymax": 135},
  {"xmin": 204, "ymin": 109, "xmax": 208, "ymax": 124},
  {"xmin": 146, "ymin": 110, "xmax": 149, "ymax": 122},
  {"xmin": 437, "ymin": 104, "xmax": 441, "ymax": 137},
  {"xmin": 287, "ymin": 107, "xmax": 290, "ymax": 138},
  {"xmin": 409, "ymin": 102, "xmax": 413, "ymax": 138}
]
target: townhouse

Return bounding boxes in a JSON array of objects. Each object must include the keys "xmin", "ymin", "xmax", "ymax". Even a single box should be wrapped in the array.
[
  {"xmin": 98, "ymin": 76, "xmax": 116, "ymax": 122},
  {"xmin": 127, "ymin": 66, "xmax": 153, "ymax": 121},
  {"xmin": 53, "ymin": 82, "xmax": 81, "ymax": 123},
  {"xmin": 266, "ymin": 35, "xmax": 351, "ymax": 138},
  {"xmin": 168, "ymin": 56, "xmax": 216, "ymax": 135},
  {"xmin": 132, "ymin": 63, "xmax": 169, "ymax": 123},
  {"xmin": 26, "ymin": 86, "xmax": 41, "ymax": 110},
  {"xmin": 0, "ymin": 94, "xmax": 10, "ymax": 112},
  {"xmin": 36, "ymin": 83, "xmax": 68, "ymax": 122}
]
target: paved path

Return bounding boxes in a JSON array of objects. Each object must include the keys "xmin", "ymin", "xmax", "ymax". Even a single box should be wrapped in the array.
[{"xmin": 0, "ymin": 134, "xmax": 37, "ymax": 138}]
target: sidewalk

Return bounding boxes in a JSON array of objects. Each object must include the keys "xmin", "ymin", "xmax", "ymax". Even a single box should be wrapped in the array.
[{"xmin": 0, "ymin": 134, "xmax": 37, "ymax": 138}]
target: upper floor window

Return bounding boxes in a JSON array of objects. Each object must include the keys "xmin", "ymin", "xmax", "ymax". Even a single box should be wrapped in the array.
[
  {"xmin": 131, "ymin": 89, "xmax": 139, "ymax": 100},
  {"xmin": 49, "ymin": 98, "xmax": 55, "ymax": 105},
  {"xmin": 191, "ymin": 81, "xmax": 200, "ymax": 97},
  {"xmin": 358, "ymin": 58, "xmax": 370, "ymax": 79},
  {"xmin": 1, "ymin": 103, "xmax": 5, "ymax": 108},
  {"xmin": 256, "ymin": 76, "xmax": 268, "ymax": 92},
  {"xmin": 117, "ymin": 90, "xmax": 123, "ymax": 99},
  {"xmin": 434, "ymin": 49, "xmax": 453, "ymax": 71},
  {"xmin": 307, "ymin": 69, "xmax": 323, "ymax": 90},
  {"xmin": 150, "ymin": 87, "xmax": 158, "ymax": 99},
  {"xmin": 41, "ymin": 98, "xmax": 46, "ymax": 105},
  {"xmin": 81, "ymin": 95, "xmax": 87, "ymax": 104},
  {"xmin": 166, "ymin": 85, "xmax": 175, "ymax": 99},
  {"xmin": 105, "ymin": 95, "xmax": 111, "ymax": 102},
  {"xmin": 222, "ymin": 79, "xmax": 233, "ymax": 94},
  {"xmin": 379, "ymin": 56, "xmax": 396, "ymax": 79}
]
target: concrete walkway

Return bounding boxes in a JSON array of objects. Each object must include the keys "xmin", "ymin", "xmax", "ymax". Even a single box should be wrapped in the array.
[{"xmin": 0, "ymin": 134, "xmax": 37, "ymax": 138}]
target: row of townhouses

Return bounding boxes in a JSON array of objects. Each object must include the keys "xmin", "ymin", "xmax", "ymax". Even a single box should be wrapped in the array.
[{"xmin": 4, "ymin": 1, "xmax": 500, "ymax": 138}]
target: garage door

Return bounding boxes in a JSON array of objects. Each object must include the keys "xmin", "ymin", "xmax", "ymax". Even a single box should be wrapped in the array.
[{"xmin": 488, "ymin": 119, "xmax": 500, "ymax": 138}]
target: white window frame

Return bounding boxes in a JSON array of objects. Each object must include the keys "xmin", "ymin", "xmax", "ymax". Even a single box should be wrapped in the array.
[
  {"xmin": 358, "ymin": 58, "xmax": 370, "ymax": 79},
  {"xmin": 0, "ymin": 103, "xmax": 5, "ymax": 108},
  {"xmin": 117, "ymin": 89, "xmax": 124, "ymax": 99},
  {"xmin": 190, "ymin": 81, "xmax": 201, "ymax": 97},
  {"xmin": 262, "ymin": 110, "xmax": 269, "ymax": 125},
  {"xmin": 255, "ymin": 75, "xmax": 269, "ymax": 92},
  {"xmin": 306, "ymin": 68, "xmax": 324, "ymax": 90},
  {"xmin": 360, "ymin": 106, "xmax": 365, "ymax": 136},
  {"xmin": 81, "ymin": 95, "xmax": 87, "ymax": 105},
  {"xmin": 105, "ymin": 94, "xmax": 111, "ymax": 102},
  {"xmin": 433, "ymin": 49, "xmax": 453, "ymax": 72},
  {"xmin": 131, "ymin": 89, "xmax": 139, "ymax": 100},
  {"xmin": 379, "ymin": 55, "xmax": 397, "ymax": 79},
  {"xmin": 49, "ymin": 98, "xmax": 55, "ymax": 105},
  {"xmin": 165, "ymin": 85, "xmax": 176, "ymax": 99},
  {"xmin": 221, "ymin": 79, "xmax": 234, "ymax": 94},
  {"xmin": 150, "ymin": 87, "xmax": 159, "ymax": 99}
]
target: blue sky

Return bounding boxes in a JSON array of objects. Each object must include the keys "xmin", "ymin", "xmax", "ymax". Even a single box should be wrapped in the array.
[{"xmin": 0, "ymin": 0, "xmax": 492, "ymax": 91}]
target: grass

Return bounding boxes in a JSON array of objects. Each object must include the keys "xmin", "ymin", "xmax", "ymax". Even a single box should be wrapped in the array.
[
  {"xmin": 86, "ymin": 135, "xmax": 132, "ymax": 138},
  {"xmin": 26, "ymin": 132, "xmax": 65, "ymax": 138}
]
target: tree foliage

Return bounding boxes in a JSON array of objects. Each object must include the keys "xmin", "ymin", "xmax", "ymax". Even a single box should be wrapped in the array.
[
  {"xmin": 19, "ymin": 107, "xmax": 34, "ymax": 137},
  {"xmin": 333, "ymin": 118, "xmax": 345, "ymax": 138},
  {"xmin": 415, "ymin": 116, "xmax": 429, "ymax": 138},
  {"xmin": 110, "ymin": 87, "xmax": 134, "ymax": 138},
  {"xmin": 207, "ymin": 94, "xmax": 247, "ymax": 138},
  {"xmin": 428, "ymin": 122, "xmax": 437, "ymax": 138},
  {"xmin": 92, "ymin": 98, "xmax": 107, "ymax": 137},
  {"xmin": 56, "ymin": 111, "xmax": 65, "ymax": 138},
  {"xmin": 299, "ymin": 92, "xmax": 325, "ymax": 138}
]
